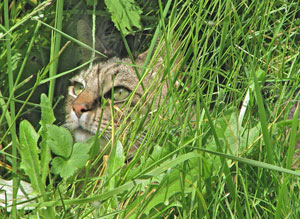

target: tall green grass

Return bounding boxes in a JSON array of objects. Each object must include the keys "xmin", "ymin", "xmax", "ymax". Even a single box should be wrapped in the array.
[
  {"xmin": 3, "ymin": 0, "xmax": 18, "ymax": 217},
  {"xmin": 1, "ymin": 0, "xmax": 300, "ymax": 217}
]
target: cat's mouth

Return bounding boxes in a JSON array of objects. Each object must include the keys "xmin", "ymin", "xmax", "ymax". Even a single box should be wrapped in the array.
[
  {"xmin": 69, "ymin": 111, "xmax": 94, "ymax": 132},
  {"xmin": 68, "ymin": 110, "xmax": 108, "ymax": 143},
  {"xmin": 77, "ymin": 125, "xmax": 91, "ymax": 132},
  {"xmin": 68, "ymin": 114, "xmax": 95, "ymax": 142},
  {"xmin": 73, "ymin": 126, "xmax": 94, "ymax": 142},
  {"xmin": 75, "ymin": 121, "xmax": 96, "ymax": 135}
]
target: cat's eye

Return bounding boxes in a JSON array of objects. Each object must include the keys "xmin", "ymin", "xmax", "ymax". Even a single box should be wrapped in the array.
[
  {"xmin": 112, "ymin": 87, "xmax": 130, "ymax": 101},
  {"xmin": 73, "ymin": 82, "xmax": 84, "ymax": 96}
]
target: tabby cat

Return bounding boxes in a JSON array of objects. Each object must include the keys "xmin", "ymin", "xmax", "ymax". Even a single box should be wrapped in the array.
[{"xmin": 64, "ymin": 49, "xmax": 167, "ymax": 153}]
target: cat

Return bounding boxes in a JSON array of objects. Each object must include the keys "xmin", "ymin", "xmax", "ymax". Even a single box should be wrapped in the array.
[
  {"xmin": 63, "ymin": 18, "xmax": 186, "ymax": 157},
  {"xmin": 64, "ymin": 49, "xmax": 168, "ymax": 154}
]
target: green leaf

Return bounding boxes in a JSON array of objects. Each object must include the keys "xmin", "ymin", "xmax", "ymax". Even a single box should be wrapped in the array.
[
  {"xmin": 143, "ymin": 169, "xmax": 188, "ymax": 215},
  {"xmin": 215, "ymin": 111, "xmax": 260, "ymax": 155},
  {"xmin": 40, "ymin": 93, "xmax": 55, "ymax": 127},
  {"xmin": 39, "ymin": 138, "xmax": 51, "ymax": 186},
  {"xmin": 19, "ymin": 120, "xmax": 44, "ymax": 193},
  {"xmin": 104, "ymin": 0, "xmax": 142, "ymax": 35},
  {"xmin": 51, "ymin": 142, "xmax": 92, "ymax": 179},
  {"xmin": 107, "ymin": 140, "xmax": 125, "ymax": 189},
  {"xmin": 46, "ymin": 124, "xmax": 73, "ymax": 158},
  {"xmin": 39, "ymin": 93, "xmax": 53, "ymax": 185},
  {"xmin": 71, "ymin": 142, "xmax": 93, "ymax": 169},
  {"xmin": 125, "ymin": 165, "xmax": 193, "ymax": 216},
  {"xmin": 51, "ymin": 157, "xmax": 69, "ymax": 177}
]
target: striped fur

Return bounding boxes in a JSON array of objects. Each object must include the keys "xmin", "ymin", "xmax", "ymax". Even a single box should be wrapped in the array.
[{"xmin": 64, "ymin": 53, "xmax": 167, "ymax": 151}]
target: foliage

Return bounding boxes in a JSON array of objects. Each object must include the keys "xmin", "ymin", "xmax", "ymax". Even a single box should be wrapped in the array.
[
  {"xmin": 104, "ymin": 0, "xmax": 142, "ymax": 35},
  {"xmin": 47, "ymin": 124, "xmax": 93, "ymax": 179},
  {"xmin": 1, "ymin": 0, "xmax": 300, "ymax": 218}
]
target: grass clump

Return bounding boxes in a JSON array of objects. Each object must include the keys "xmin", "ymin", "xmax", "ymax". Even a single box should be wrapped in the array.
[{"xmin": 1, "ymin": 0, "xmax": 300, "ymax": 218}]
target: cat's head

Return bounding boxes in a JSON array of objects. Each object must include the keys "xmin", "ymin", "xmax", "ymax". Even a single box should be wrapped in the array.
[{"xmin": 64, "ymin": 50, "xmax": 167, "ymax": 151}]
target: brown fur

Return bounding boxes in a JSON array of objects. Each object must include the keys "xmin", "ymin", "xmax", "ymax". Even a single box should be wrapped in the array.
[{"xmin": 64, "ymin": 52, "xmax": 167, "ymax": 149}]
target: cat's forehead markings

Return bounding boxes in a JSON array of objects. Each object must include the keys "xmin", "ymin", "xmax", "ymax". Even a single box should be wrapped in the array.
[
  {"xmin": 100, "ymin": 62, "xmax": 122, "ymax": 76},
  {"xmin": 72, "ymin": 74, "xmax": 86, "ymax": 85},
  {"xmin": 83, "ymin": 64, "xmax": 100, "ymax": 78}
]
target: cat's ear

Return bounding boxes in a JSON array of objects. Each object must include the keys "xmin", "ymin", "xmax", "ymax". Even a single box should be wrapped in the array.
[
  {"xmin": 135, "ymin": 49, "xmax": 148, "ymax": 62},
  {"xmin": 135, "ymin": 37, "xmax": 162, "ymax": 63},
  {"xmin": 77, "ymin": 19, "xmax": 109, "ymax": 62}
]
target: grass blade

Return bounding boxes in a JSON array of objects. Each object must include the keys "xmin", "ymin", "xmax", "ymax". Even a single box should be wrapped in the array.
[
  {"xmin": 3, "ymin": 0, "xmax": 18, "ymax": 216},
  {"xmin": 48, "ymin": 0, "xmax": 64, "ymax": 103}
]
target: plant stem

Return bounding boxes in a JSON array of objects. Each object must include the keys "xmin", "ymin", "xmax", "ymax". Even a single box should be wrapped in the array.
[{"xmin": 3, "ymin": 0, "xmax": 18, "ymax": 217}]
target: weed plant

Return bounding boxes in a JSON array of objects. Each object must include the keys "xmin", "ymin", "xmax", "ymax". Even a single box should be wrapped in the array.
[{"xmin": 1, "ymin": 0, "xmax": 300, "ymax": 218}]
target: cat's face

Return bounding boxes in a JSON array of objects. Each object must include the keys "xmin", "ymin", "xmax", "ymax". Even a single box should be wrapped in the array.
[{"xmin": 64, "ymin": 54, "xmax": 166, "ymax": 146}]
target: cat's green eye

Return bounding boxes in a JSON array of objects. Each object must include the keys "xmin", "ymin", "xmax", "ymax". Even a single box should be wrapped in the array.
[
  {"xmin": 113, "ymin": 87, "xmax": 130, "ymax": 101},
  {"xmin": 73, "ymin": 82, "xmax": 84, "ymax": 96}
]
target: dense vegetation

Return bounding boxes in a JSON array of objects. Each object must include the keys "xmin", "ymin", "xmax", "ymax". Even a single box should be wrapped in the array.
[{"xmin": 1, "ymin": 0, "xmax": 300, "ymax": 218}]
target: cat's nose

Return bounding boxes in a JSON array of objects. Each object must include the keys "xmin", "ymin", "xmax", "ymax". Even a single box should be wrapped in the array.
[{"xmin": 72, "ymin": 104, "xmax": 89, "ymax": 118}]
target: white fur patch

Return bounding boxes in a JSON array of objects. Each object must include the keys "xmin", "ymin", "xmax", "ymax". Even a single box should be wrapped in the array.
[
  {"xmin": 67, "ymin": 111, "xmax": 80, "ymax": 130},
  {"xmin": 80, "ymin": 113, "xmax": 88, "ymax": 124},
  {"xmin": 73, "ymin": 128, "xmax": 93, "ymax": 142}
]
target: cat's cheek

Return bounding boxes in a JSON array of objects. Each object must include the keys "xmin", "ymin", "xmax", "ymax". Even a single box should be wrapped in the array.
[
  {"xmin": 69, "ymin": 111, "xmax": 80, "ymax": 127},
  {"xmin": 64, "ymin": 112, "xmax": 80, "ymax": 131},
  {"xmin": 79, "ymin": 113, "xmax": 88, "ymax": 123}
]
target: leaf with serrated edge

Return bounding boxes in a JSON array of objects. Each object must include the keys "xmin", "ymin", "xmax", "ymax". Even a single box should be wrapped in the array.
[
  {"xmin": 19, "ymin": 120, "xmax": 43, "ymax": 193},
  {"xmin": 104, "ymin": 0, "xmax": 142, "ymax": 35},
  {"xmin": 39, "ymin": 94, "xmax": 53, "ymax": 185},
  {"xmin": 70, "ymin": 142, "xmax": 93, "ymax": 168},
  {"xmin": 40, "ymin": 93, "xmax": 55, "ymax": 127},
  {"xmin": 46, "ymin": 124, "xmax": 73, "ymax": 158},
  {"xmin": 51, "ymin": 142, "xmax": 92, "ymax": 179}
]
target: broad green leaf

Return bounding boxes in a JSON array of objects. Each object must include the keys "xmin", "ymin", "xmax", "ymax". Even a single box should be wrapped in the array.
[
  {"xmin": 107, "ymin": 140, "xmax": 125, "ymax": 189},
  {"xmin": 214, "ymin": 110, "xmax": 260, "ymax": 156},
  {"xmin": 104, "ymin": 0, "xmax": 142, "ymax": 35},
  {"xmin": 51, "ymin": 157, "xmax": 72, "ymax": 178},
  {"xmin": 39, "ymin": 137, "xmax": 51, "ymax": 186},
  {"xmin": 19, "ymin": 120, "xmax": 43, "ymax": 193},
  {"xmin": 143, "ymin": 169, "xmax": 189, "ymax": 215},
  {"xmin": 46, "ymin": 124, "xmax": 73, "ymax": 158},
  {"xmin": 51, "ymin": 142, "xmax": 92, "ymax": 179},
  {"xmin": 126, "ymin": 167, "xmax": 193, "ymax": 217},
  {"xmin": 40, "ymin": 93, "xmax": 55, "ymax": 127},
  {"xmin": 71, "ymin": 142, "xmax": 93, "ymax": 168},
  {"xmin": 39, "ymin": 93, "xmax": 53, "ymax": 185}
]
